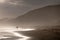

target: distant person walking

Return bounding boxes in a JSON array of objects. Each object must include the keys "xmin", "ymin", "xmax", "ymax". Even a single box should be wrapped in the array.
[{"xmin": 16, "ymin": 26, "xmax": 19, "ymax": 30}]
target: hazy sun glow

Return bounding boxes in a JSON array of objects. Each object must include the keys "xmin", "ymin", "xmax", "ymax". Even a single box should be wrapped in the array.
[{"xmin": 0, "ymin": 0, "xmax": 5, "ymax": 3}]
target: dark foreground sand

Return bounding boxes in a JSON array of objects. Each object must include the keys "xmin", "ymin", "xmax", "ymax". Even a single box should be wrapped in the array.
[{"xmin": 17, "ymin": 25, "xmax": 60, "ymax": 40}]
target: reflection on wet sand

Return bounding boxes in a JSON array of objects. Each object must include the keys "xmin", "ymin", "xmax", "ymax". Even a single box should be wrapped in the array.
[
  {"xmin": 0, "ymin": 28, "xmax": 35, "ymax": 40},
  {"xmin": 0, "ymin": 37, "xmax": 11, "ymax": 39}
]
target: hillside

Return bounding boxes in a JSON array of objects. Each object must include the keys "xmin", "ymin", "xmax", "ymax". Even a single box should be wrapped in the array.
[
  {"xmin": 13, "ymin": 5, "xmax": 60, "ymax": 28},
  {"xmin": 0, "ymin": 5, "xmax": 60, "ymax": 28}
]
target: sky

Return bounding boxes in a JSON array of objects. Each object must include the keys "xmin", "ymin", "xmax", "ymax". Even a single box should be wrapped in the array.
[{"xmin": 0, "ymin": 0, "xmax": 60, "ymax": 19}]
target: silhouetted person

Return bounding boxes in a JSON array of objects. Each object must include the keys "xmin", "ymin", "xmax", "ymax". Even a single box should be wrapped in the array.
[{"xmin": 16, "ymin": 26, "xmax": 18, "ymax": 30}]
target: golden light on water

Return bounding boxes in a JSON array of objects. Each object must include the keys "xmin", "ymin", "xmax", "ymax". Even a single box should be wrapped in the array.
[
  {"xmin": 7, "ymin": 31, "xmax": 31, "ymax": 40},
  {"xmin": 0, "ymin": 27, "xmax": 35, "ymax": 40},
  {"xmin": 0, "ymin": 27, "xmax": 35, "ymax": 31}
]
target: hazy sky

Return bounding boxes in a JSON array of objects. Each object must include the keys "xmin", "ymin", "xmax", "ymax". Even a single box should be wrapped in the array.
[{"xmin": 0, "ymin": 0, "xmax": 60, "ymax": 19}]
